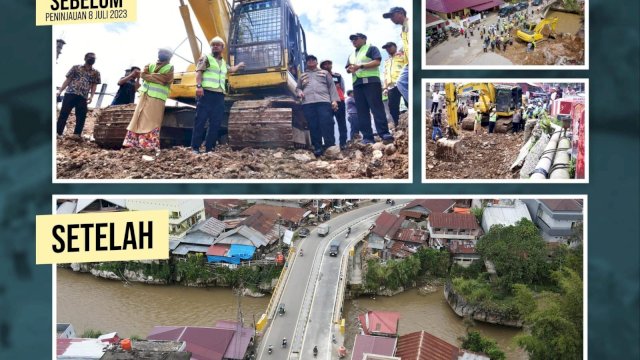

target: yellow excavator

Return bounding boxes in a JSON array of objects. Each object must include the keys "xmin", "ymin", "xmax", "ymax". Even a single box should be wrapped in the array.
[
  {"xmin": 456, "ymin": 82, "xmax": 521, "ymax": 122},
  {"xmin": 95, "ymin": 0, "xmax": 310, "ymax": 149},
  {"xmin": 516, "ymin": 17, "xmax": 558, "ymax": 43}
]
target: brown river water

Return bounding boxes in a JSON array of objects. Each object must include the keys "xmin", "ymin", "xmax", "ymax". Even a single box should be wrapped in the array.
[
  {"xmin": 58, "ymin": 270, "xmax": 526, "ymax": 359},
  {"xmin": 546, "ymin": 10, "xmax": 582, "ymax": 34}
]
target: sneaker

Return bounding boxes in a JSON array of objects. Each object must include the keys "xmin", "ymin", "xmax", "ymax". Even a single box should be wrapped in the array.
[
  {"xmin": 361, "ymin": 138, "xmax": 375, "ymax": 145},
  {"xmin": 313, "ymin": 150, "xmax": 323, "ymax": 158},
  {"xmin": 381, "ymin": 134, "xmax": 395, "ymax": 144}
]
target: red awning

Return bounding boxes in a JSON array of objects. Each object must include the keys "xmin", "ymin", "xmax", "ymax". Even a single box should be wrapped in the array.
[{"xmin": 471, "ymin": 0, "xmax": 504, "ymax": 11}]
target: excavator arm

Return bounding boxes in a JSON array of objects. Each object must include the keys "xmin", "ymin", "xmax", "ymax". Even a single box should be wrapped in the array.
[
  {"xmin": 456, "ymin": 82, "xmax": 495, "ymax": 116},
  {"xmin": 444, "ymin": 83, "xmax": 459, "ymax": 137}
]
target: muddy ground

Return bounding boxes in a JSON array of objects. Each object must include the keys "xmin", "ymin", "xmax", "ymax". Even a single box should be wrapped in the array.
[
  {"xmin": 501, "ymin": 31, "xmax": 585, "ymax": 66},
  {"xmin": 56, "ymin": 112, "xmax": 409, "ymax": 180},
  {"xmin": 425, "ymin": 113, "xmax": 524, "ymax": 179}
]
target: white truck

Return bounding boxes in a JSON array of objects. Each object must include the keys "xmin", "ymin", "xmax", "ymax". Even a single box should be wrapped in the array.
[{"xmin": 317, "ymin": 224, "xmax": 330, "ymax": 237}]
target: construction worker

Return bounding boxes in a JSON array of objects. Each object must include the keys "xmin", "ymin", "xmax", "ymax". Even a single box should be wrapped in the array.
[
  {"xmin": 320, "ymin": 60, "xmax": 348, "ymax": 150},
  {"xmin": 512, "ymin": 107, "xmax": 523, "ymax": 133},
  {"xmin": 346, "ymin": 33, "xmax": 393, "ymax": 144},
  {"xmin": 122, "ymin": 47, "xmax": 174, "ymax": 152},
  {"xmin": 111, "ymin": 66, "xmax": 141, "ymax": 105},
  {"xmin": 488, "ymin": 108, "xmax": 497, "ymax": 134},
  {"xmin": 56, "ymin": 52, "xmax": 101, "ymax": 138},
  {"xmin": 297, "ymin": 55, "xmax": 340, "ymax": 158},
  {"xmin": 191, "ymin": 37, "xmax": 245, "ymax": 154},
  {"xmin": 345, "ymin": 90, "xmax": 358, "ymax": 141},
  {"xmin": 474, "ymin": 110, "xmax": 482, "ymax": 135},
  {"xmin": 381, "ymin": 42, "xmax": 407, "ymax": 128},
  {"xmin": 432, "ymin": 109, "xmax": 443, "ymax": 141},
  {"xmin": 383, "ymin": 7, "xmax": 409, "ymax": 103}
]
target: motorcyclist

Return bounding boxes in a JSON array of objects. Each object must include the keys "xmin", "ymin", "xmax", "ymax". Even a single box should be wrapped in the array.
[
  {"xmin": 282, "ymin": 338, "xmax": 287, "ymax": 348},
  {"xmin": 268, "ymin": 345, "xmax": 273, "ymax": 354},
  {"xmin": 299, "ymin": 248, "xmax": 303, "ymax": 256},
  {"xmin": 313, "ymin": 345, "xmax": 318, "ymax": 357}
]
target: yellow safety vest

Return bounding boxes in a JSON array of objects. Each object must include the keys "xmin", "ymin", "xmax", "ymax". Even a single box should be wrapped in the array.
[
  {"xmin": 384, "ymin": 53, "xmax": 407, "ymax": 87},
  {"xmin": 490, "ymin": 113, "xmax": 497, "ymax": 122},
  {"xmin": 348, "ymin": 43, "xmax": 379, "ymax": 84},
  {"xmin": 202, "ymin": 54, "xmax": 228, "ymax": 93},
  {"xmin": 139, "ymin": 63, "xmax": 172, "ymax": 101}
]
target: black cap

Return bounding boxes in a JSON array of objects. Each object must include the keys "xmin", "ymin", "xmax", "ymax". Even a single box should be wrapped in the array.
[
  {"xmin": 349, "ymin": 33, "xmax": 367, "ymax": 41},
  {"xmin": 305, "ymin": 54, "xmax": 317, "ymax": 61},
  {"xmin": 382, "ymin": 7, "xmax": 406, "ymax": 18},
  {"xmin": 381, "ymin": 42, "xmax": 397, "ymax": 49}
]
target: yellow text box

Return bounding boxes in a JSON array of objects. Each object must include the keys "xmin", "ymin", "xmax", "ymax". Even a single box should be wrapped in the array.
[
  {"xmin": 36, "ymin": 0, "xmax": 137, "ymax": 26},
  {"xmin": 36, "ymin": 210, "xmax": 168, "ymax": 264}
]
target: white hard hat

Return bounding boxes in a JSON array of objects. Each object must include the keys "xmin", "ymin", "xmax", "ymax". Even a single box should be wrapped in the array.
[
  {"xmin": 210, "ymin": 36, "xmax": 225, "ymax": 46},
  {"xmin": 158, "ymin": 46, "xmax": 173, "ymax": 53}
]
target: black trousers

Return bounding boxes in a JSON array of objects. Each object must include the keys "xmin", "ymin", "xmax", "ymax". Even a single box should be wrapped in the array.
[
  {"xmin": 56, "ymin": 93, "xmax": 88, "ymax": 135},
  {"xmin": 353, "ymin": 83, "xmax": 390, "ymax": 140},
  {"xmin": 302, "ymin": 102, "xmax": 335, "ymax": 154},
  {"xmin": 192, "ymin": 90, "xmax": 225, "ymax": 151},
  {"xmin": 388, "ymin": 86, "xmax": 407, "ymax": 127},
  {"xmin": 334, "ymin": 100, "xmax": 347, "ymax": 146},
  {"xmin": 430, "ymin": 101, "xmax": 439, "ymax": 113}
]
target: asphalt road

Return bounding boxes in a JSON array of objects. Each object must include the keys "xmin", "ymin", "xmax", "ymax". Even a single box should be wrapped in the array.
[{"xmin": 256, "ymin": 200, "xmax": 409, "ymax": 360}]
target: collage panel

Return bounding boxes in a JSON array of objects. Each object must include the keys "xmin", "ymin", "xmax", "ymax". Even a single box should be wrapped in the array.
[
  {"xmin": 54, "ymin": 195, "xmax": 586, "ymax": 360},
  {"xmin": 423, "ymin": 0, "xmax": 588, "ymax": 69},
  {"xmin": 53, "ymin": 195, "xmax": 587, "ymax": 360},
  {"xmin": 52, "ymin": 0, "xmax": 412, "ymax": 183},
  {"xmin": 422, "ymin": 79, "xmax": 588, "ymax": 182}
]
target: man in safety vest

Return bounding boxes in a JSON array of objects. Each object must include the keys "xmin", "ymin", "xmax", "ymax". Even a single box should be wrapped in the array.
[
  {"xmin": 381, "ymin": 42, "xmax": 407, "ymax": 128},
  {"xmin": 191, "ymin": 36, "xmax": 245, "ymax": 154},
  {"xmin": 345, "ymin": 33, "xmax": 394, "ymax": 145},
  {"xmin": 122, "ymin": 47, "xmax": 174, "ymax": 152},
  {"xmin": 320, "ymin": 59, "xmax": 348, "ymax": 150},
  {"xmin": 488, "ymin": 108, "xmax": 498, "ymax": 134},
  {"xmin": 383, "ymin": 7, "xmax": 409, "ymax": 103}
]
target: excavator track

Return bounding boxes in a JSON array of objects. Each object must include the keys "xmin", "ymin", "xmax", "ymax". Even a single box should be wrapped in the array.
[
  {"xmin": 227, "ymin": 97, "xmax": 309, "ymax": 150},
  {"xmin": 94, "ymin": 104, "xmax": 196, "ymax": 149}
]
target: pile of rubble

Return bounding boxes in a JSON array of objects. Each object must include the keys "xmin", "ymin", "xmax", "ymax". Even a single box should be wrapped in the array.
[
  {"xmin": 502, "ymin": 32, "xmax": 585, "ymax": 65},
  {"xmin": 56, "ymin": 112, "xmax": 409, "ymax": 180},
  {"xmin": 425, "ymin": 112, "xmax": 524, "ymax": 179}
]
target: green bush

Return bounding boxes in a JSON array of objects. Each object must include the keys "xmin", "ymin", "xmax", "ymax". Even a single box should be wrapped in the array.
[{"xmin": 81, "ymin": 329, "xmax": 103, "ymax": 338}]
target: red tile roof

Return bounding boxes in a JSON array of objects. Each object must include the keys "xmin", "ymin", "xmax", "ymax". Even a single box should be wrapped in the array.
[
  {"xmin": 426, "ymin": 0, "xmax": 488, "ymax": 14},
  {"xmin": 351, "ymin": 335, "xmax": 397, "ymax": 360},
  {"xmin": 390, "ymin": 241, "xmax": 413, "ymax": 258},
  {"xmin": 429, "ymin": 213, "xmax": 479, "ymax": 230},
  {"xmin": 393, "ymin": 228, "xmax": 428, "ymax": 243},
  {"xmin": 372, "ymin": 211, "xmax": 404, "ymax": 238},
  {"xmin": 206, "ymin": 244, "xmax": 230, "ymax": 256},
  {"xmin": 404, "ymin": 199, "xmax": 456, "ymax": 214},
  {"xmin": 449, "ymin": 241, "xmax": 477, "ymax": 254},
  {"xmin": 241, "ymin": 204, "xmax": 307, "ymax": 223},
  {"xmin": 241, "ymin": 211, "xmax": 276, "ymax": 236},
  {"xmin": 358, "ymin": 311, "xmax": 400, "ymax": 337},
  {"xmin": 540, "ymin": 199, "xmax": 583, "ymax": 212},
  {"xmin": 396, "ymin": 331, "xmax": 459, "ymax": 360}
]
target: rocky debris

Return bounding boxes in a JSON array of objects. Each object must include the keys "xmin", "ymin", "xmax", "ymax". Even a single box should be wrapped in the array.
[
  {"xmin": 426, "ymin": 113, "xmax": 524, "ymax": 179},
  {"xmin": 519, "ymin": 130, "xmax": 550, "ymax": 179},
  {"xmin": 445, "ymin": 281, "xmax": 523, "ymax": 327},
  {"xmin": 56, "ymin": 112, "xmax": 409, "ymax": 179},
  {"xmin": 500, "ymin": 29, "xmax": 585, "ymax": 65}
]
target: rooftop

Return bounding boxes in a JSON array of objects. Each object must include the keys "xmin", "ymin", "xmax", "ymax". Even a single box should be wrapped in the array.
[
  {"xmin": 429, "ymin": 213, "xmax": 480, "ymax": 230},
  {"xmin": 540, "ymin": 199, "xmax": 583, "ymax": 212},
  {"xmin": 372, "ymin": 211, "xmax": 404, "ymax": 238},
  {"xmin": 358, "ymin": 311, "xmax": 400, "ymax": 336},
  {"xmin": 482, "ymin": 200, "xmax": 532, "ymax": 232},
  {"xmin": 241, "ymin": 204, "xmax": 307, "ymax": 223},
  {"xmin": 404, "ymin": 199, "xmax": 456, "ymax": 214},
  {"xmin": 351, "ymin": 335, "xmax": 397, "ymax": 360},
  {"xmin": 393, "ymin": 228, "xmax": 428, "ymax": 243},
  {"xmin": 395, "ymin": 331, "xmax": 458, "ymax": 360}
]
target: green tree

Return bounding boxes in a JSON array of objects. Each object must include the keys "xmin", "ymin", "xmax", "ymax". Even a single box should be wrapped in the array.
[
  {"xmin": 516, "ymin": 267, "xmax": 583, "ymax": 360},
  {"xmin": 416, "ymin": 247, "xmax": 450, "ymax": 277},
  {"xmin": 364, "ymin": 259, "xmax": 386, "ymax": 292},
  {"xmin": 460, "ymin": 331, "xmax": 506, "ymax": 360},
  {"xmin": 471, "ymin": 206, "xmax": 484, "ymax": 223},
  {"xmin": 476, "ymin": 219, "xmax": 549, "ymax": 291}
]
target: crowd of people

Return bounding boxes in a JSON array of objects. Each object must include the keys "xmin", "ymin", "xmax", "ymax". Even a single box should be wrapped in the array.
[{"xmin": 55, "ymin": 6, "xmax": 410, "ymax": 160}]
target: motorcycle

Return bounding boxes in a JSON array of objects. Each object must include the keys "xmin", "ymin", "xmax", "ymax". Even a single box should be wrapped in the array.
[
  {"xmin": 268, "ymin": 345, "xmax": 273, "ymax": 355},
  {"xmin": 313, "ymin": 346, "xmax": 318, "ymax": 357},
  {"xmin": 299, "ymin": 249, "xmax": 303, "ymax": 257},
  {"xmin": 282, "ymin": 339, "xmax": 287, "ymax": 348}
]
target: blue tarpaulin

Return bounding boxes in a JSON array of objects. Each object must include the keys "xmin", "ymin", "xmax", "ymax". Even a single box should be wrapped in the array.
[
  {"xmin": 228, "ymin": 244, "xmax": 256, "ymax": 260},
  {"xmin": 207, "ymin": 244, "xmax": 255, "ymax": 264}
]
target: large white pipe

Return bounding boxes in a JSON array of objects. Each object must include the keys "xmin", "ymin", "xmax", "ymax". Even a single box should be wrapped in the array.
[
  {"xmin": 549, "ymin": 137, "xmax": 571, "ymax": 179},
  {"xmin": 530, "ymin": 131, "xmax": 562, "ymax": 180}
]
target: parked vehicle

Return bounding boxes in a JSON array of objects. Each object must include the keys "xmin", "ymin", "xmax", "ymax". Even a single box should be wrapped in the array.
[
  {"xmin": 532, "ymin": 0, "xmax": 542, "ymax": 5},
  {"xmin": 499, "ymin": 5, "xmax": 515, "ymax": 17},
  {"xmin": 298, "ymin": 227, "xmax": 310, "ymax": 238},
  {"xmin": 515, "ymin": 2, "xmax": 529, "ymax": 10}
]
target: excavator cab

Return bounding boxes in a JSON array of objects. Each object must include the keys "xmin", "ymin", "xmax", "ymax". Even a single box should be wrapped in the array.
[{"xmin": 228, "ymin": 0, "xmax": 307, "ymax": 92}]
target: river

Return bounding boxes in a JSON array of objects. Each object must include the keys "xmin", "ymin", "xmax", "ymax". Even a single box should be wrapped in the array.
[
  {"xmin": 344, "ymin": 288, "xmax": 527, "ymax": 359},
  {"xmin": 546, "ymin": 10, "xmax": 582, "ymax": 34},
  {"xmin": 56, "ymin": 268, "xmax": 270, "ymax": 338}
]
